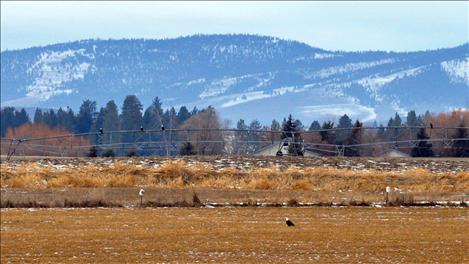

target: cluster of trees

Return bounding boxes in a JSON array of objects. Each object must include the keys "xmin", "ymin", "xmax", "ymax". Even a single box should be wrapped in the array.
[
  {"xmin": 1, "ymin": 95, "xmax": 468, "ymax": 157},
  {"xmin": 1, "ymin": 95, "xmax": 210, "ymax": 156},
  {"xmin": 234, "ymin": 110, "xmax": 468, "ymax": 157},
  {"xmin": 1, "ymin": 96, "xmax": 200, "ymax": 137}
]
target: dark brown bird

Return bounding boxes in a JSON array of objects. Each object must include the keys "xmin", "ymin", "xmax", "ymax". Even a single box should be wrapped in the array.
[{"xmin": 285, "ymin": 217, "xmax": 295, "ymax": 227}]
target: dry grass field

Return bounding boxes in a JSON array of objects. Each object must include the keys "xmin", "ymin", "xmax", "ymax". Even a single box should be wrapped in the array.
[
  {"xmin": 1, "ymin": 207, "xmax": 467, "ymax": 263},
  {"xmin": 2, "ymin": 158, "xmax": 468, "ymax": 192}
]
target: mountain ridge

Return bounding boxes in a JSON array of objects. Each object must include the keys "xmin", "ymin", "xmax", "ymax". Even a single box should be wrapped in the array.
[{"xmin": 1, "ymin": 34, "xmax": 468, "ymax": 123}]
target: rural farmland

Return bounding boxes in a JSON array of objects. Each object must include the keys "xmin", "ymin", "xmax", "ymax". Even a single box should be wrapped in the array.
[{"xmin": 1, "ymin": 207, "xmax": 468, "ymax": 263}]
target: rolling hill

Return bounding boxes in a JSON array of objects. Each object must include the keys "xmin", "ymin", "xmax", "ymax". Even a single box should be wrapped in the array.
[{"xmin": 1, "ymin": 34, "xmax": 468, "ymax": 123}]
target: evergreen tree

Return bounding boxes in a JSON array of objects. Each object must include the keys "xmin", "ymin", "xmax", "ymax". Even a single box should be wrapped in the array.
[
  {"xmin": 411, "ymin": 128, "xmax": 434, "ymax": 157},
  {"xmin": 103, "ymin": 100, "xmax": 120, "ymax": 144},
  {"xmin": 336, "ymin": 114, "xmax": 353, "ymax": 144},
  {"xmin": 33, "ymin": 108, "xmax": 43, "ymax": 124},
  {"xmin": 270, "ymin": 119, "xmax": 281, "ymax": 131},
  {"xmin": 345, "ymin": 120, "xmax": 362, "ymax": 156},
  {"xmin": 14, "ymin": 108, "xmax": 30, "ymax": 127},
  {"xmin": 120, "ymin": 95, "xmax": 143, "ymax": 143},
  {"xmin": 248, "ymin": 120, "xmax": 262, "ymax": 153},
  {"xmin": 270, "ymin": 119, "xmax": 281, "ymax": 144},
  {"xmin": 168, "ymin": 107, "xmax": 178, "ymax": 128},
  {"xmin": 142, "ymin": 106, "xmax": 159, "ymax": 130},
  {"xmin": 320, "ymin": 121, "xmax": 335, "ymax": 144},
  {"xmin": 56, "ymin": 108, "xmax": 67, "ymax": 128},
  {"xmin": 191, "ymin": 106, "xmax": 199, "ymax": 116},
  {"xmin": 76, "ymin": 100, "xmax": 97, "ymax": 133},
  {"xmin": 64, "ymin": 108, "xmax": 76, "ymax": 131},
  {"xmin": 94, "ymin": 108, "xmax": 106, "ymax": 133},
  {"xmin": 308, "ymin": 121, "xmax": 321, "ymax": 131},
  {"xmin": 235, "ymin": 119, "xmax": 248, "ymax": 154},
  {"xmin": 0, "ymin": 107, "xmax": 15, "ymax": 137},
  {"xmin": 43, "ymin": 109, "xmax": 58, "ymax": 128},
  {"xmin": 406, "ymin": 110, "xmax": 418, "ymax": 127},
  {"xmin": 406, "ymin": 110, "xmax": 419, "ymax": 138},
  {"xmin": 177, "ymin": 106, "xmax": 191, "ymax": 124},
  {"xmin": 281, "ymin": 115, "xmax": 304, "ymax": 156},
  {"xmin": 393, "ymin": 112, "xmax": 402, "ymax": 127},
  {"xmin": 451, "ymin": 120, "xmax": 469, "ymax": 157},
  {"xmin": 236, "ymin": 119, "xmax": 248, "ymax": 130}
]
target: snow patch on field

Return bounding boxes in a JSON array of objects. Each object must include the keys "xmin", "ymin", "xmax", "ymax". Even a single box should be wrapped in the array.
[
  {"xmin": 26, "ymin": 49, "xmax": 95, "ymax": 100},
  {"xmin": 441, "ymin": 58, "xmax": 469, "ymax": 84}
]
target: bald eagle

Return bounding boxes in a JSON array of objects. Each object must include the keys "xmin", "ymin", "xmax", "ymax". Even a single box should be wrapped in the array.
[{"xmin": 285, "ymin": 217, "xmax": 295, "ymax": 227}]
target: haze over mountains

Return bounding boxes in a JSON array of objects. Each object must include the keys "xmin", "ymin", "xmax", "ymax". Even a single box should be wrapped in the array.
[{"xmin": 1, "ymin": 34, "xmax": 468, "ymax": 124}]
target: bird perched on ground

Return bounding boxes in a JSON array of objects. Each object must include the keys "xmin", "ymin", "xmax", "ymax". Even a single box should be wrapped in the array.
[
  {"xmin": 285, "ymin": 217, "xmax": 295, "ymax": 227},
  {"xmin": 161, "ymin": 124, "xmax": 165, "ymax": 131}
]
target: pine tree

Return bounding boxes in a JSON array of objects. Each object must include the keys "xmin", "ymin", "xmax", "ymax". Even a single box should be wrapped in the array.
[
  {"xmin": 411, "ymin": 128, "xmax": 434, "ymax": 157},
  {"xmin": 14, "ymin": 108, "xmax": 30, "ymax": 127},
  {"xmin": 101, "ymin": 100, "xmax": 120, "ymax": 147},
  {"xmin": 177, "ymin": 106, "xmax": 191, "ymax": 124},
  {"xmin": 33, "ymin": 108, "xmax": 43, "ymax": 124},
  {"xmin": 43, "ymin": 109, "xmax": 58, "ymax": 128},
  {"xmin": 406, "ymin": 110, "xmax": 419, "ymax": 139},
  {"xmin": 282, "ymin": 115, "xmax": 304, "ymax": 155},
  {"xmin": 235, "ymin": 119, "xmax": 248, "ymax": 154},
  {"xmin": 56, "ymin": 108, "xmax": 67, "ymax": 128},
  {"xmin": 0, "ymin": 107, "xmax": 15, "ymax": 137},
  {"xmin": 320, "ymin": 121, "xmax": 335, "ymax": 144},
  {"xmin": 248, "ymin": 120, "xmax": 262, "ymax": 153},
  {"xmin": 451, "ymin": 120, "xmax": 469, "ymax": 157},
  {"xmin": 120, "ymin": 95, "xmax": 143, "ymax": 143},
  {"xmin": 345, "ymin": 120, "xmax": 362, "ymax": 156},
  {"xmin": 308, "ymin": 121, "xmax": 321, "ymax": 131},
  {"xmin": 142, "ymin": 106, "xmax": 159, "ymax": 130},
  {"xmin": 76, "ymin": 100, "xmax": 97, "ymax": 133},
  {"xmin": 94, "ymin": 108, "xmax": 106, "ymax": 133},
  {"xmin": 64, "ymin": 108, "xmax": 76, "ymax": 132},
  {"xmin": 336, "ymin": 114, "xmax": 352, "ymax": 144},
  {"xmin": 270, "ymin": 119, "xmax": 281, "ymax": 131}
]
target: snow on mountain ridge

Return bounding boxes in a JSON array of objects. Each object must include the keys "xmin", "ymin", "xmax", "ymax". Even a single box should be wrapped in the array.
[
  {"xmin": 441, "ymin": 58, "xmax": 469, "ymax": 84},
  {"xmin": 25, "ymin": 49, "xmax": 95, "ymax": 100},
  {"xmin": 307, "ymin": 58, "xmax": 396, "ymax": 79}
]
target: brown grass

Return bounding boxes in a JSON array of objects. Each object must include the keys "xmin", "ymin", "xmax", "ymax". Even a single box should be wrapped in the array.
[
  {"xmin": 1, "ymin": 159, "xmax": 468, "ymax": 193},
  {"xmin": 1, "ymin": 207, "xmax": 467, "ymax": 263}
]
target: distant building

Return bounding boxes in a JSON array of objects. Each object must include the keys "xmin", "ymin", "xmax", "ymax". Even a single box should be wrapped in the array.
[{"xmin": 254, "ymin": 143, "xmax": 320, "ymax": 157}]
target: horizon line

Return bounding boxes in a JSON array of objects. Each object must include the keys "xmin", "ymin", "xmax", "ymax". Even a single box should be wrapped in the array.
[{"xmin": 2, "ymin": 33, "xmax": 468, "ymax": 54}]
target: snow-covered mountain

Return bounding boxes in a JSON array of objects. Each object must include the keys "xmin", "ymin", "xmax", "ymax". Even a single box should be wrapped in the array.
[{"xmin": 1, "ymin": 34, "xmax": 468, "ymax": 123}]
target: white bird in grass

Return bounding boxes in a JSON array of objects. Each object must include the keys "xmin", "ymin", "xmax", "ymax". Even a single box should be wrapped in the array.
[
  {"xmin": 285, "ymin": 217, "xmax": 295, "ymax": 227},
  {"xmin": 138, "ymin": 188, "xmax": 145, "ymax": 207}
]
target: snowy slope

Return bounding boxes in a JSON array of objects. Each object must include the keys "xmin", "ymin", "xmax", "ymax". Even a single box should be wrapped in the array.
[{"xmin": 1, "ymin": 34, "xmax": 468, "ymax": 123}]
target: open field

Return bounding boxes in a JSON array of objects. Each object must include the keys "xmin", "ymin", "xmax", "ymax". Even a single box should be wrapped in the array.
[{"xmin": 1, "ymin": 207, "xmax": 467, "ymax": 263}]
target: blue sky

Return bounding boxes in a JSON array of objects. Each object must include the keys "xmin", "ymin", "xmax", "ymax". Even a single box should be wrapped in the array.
[{"xmin": 1, "ymin": 1, "xmax": 468, "ymax": 52}]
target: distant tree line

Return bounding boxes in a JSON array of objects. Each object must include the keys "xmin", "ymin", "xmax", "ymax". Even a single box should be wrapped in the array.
[{"xmin": 1, "ymin": 95, "xmax": 468, "ymax": 157}]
